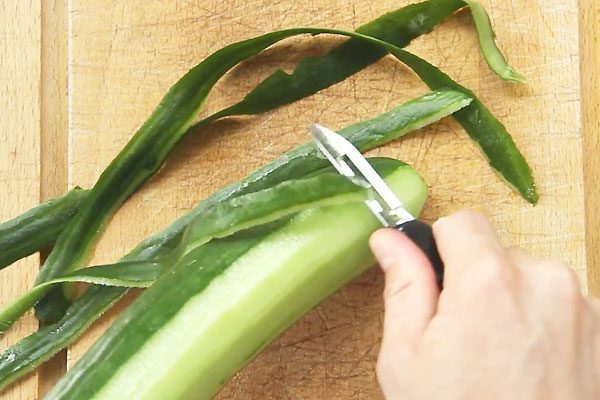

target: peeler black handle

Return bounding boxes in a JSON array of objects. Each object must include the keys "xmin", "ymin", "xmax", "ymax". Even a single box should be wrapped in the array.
[{"xmin": 395, "ymin": 219, "xmax": 444, "ymax": 289}]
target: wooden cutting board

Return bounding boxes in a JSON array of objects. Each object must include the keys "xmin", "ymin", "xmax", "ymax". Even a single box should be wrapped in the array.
[{"xmin": 1, "ymin": 0, "xmax": 598, "ymax": 398}]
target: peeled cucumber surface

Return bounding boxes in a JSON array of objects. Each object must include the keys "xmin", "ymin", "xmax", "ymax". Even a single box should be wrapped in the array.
[{"xmin": 46, "ymin": 161, "xmax": 426, "ymax": 400}]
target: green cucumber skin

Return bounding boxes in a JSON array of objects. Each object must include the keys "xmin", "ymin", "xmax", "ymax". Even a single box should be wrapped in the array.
[
  {"xmin": 392, "ymin": 50, "xmax": 538, "ymax": 203},
  {"xmin": 229, "ymin": 0, "xmax": 465, "ymax": 115},
  {"xmin": 47, "ymin": 165, "xmax": 426, "ymax": 400},
  {"xmin": 181, "ymin": 157, "xmax": 406, "ymax": 249},
  {"xmin": 0, "ymin": 188, "xmax": 87, "ymax": 270}
]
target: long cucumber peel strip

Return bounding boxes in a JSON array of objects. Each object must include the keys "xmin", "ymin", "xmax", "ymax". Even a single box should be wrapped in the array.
[
  {"xmin": 46, "ymin": 162, "xmax": 427, "ymax": 400},
  {"xmin": 0, "ymin": 261, "xmax": 161, "ymax": 335},
  {"xmin": 213, "ymin": 0, "xmax": 520, "ymax": 116},
  {"xmin": 0, "ymin": 159, "xmax": 404, "ymax": 335},
  {"xmin": 34, "ymin": 0, "xmax": 528, "ymax": 322},
  {"xmin": 462, "ymin": 0, "xmax": 526, "ymax": 82},
  {"xmin": 0, "ymin": 90, "xmax": 467, "ymax": 392},
  {"xmin": 0, "ymin": 188, "xmax": 88, "ymax": 270},
  {"xmin": 178, "ymin": 166, "xmax": 389, "ymax": 252},
  {"xmin": 391, "ymin": 50, "xmax": 537, "ymax": 203}
]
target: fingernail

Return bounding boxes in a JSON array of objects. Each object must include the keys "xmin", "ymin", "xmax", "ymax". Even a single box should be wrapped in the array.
[{"xmin": 370, "ymin": 230, "xmax": 400, "ymax": 271}]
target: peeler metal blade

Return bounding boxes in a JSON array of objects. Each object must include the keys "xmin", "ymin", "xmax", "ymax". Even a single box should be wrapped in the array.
[{"xmin": 310, "ymin": 123, "xmax": 415, "ymax": 227}]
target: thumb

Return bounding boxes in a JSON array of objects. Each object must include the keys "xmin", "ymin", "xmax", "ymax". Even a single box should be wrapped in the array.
[{"xmin": 369, "ymin": 228, "xmax": 440, "ymax": 346}]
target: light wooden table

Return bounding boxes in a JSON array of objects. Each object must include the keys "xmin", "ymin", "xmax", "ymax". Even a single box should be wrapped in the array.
[{"xmin": 1, "ymin": 0, "xmax": 598, "ymax": 398}]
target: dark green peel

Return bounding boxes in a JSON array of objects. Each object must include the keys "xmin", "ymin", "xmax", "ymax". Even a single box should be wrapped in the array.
[
  {"xmin": 390, "ymin": 50, "xmax": 537, "ymax": 203},
  {"xmin": 0, "ymin": 188, "xmax": 87, "ymax": 270},
  {"xmin": 223, "ymin": 0, "xmax": 466, "ymax": 116},
  {"xmin": 463, "ymin": 0, "xmax": 526, "ymax": 82},
  {"xmin": 0, "ymin": 260, "xmax": 161, "ymax": 335},
  {"xmin": 35, "ymin": 20, "xmax": 464, "ymax": 321},
  {"xmin": 31, "ymin": 0, "xmax": 467, "ymax": 315}
]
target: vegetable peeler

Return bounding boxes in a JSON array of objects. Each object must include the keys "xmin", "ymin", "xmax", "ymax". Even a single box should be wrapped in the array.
[{"xmin": 310, "ymin": 123, "xmax": 444, "ymax": 288}]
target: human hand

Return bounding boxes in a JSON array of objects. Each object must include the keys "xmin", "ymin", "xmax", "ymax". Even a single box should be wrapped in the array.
[{"xmin": 369, "ymin": 210, "xmax": 600, "ymax": 400}]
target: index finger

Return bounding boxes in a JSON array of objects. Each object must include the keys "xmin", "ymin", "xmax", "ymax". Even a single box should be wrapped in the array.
[{"xmin": 433, "ymin": 210, "xmax": 514, "ymax": 289}]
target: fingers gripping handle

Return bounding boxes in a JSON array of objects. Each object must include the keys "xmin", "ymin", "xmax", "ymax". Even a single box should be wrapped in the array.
[{"xmin": 396, "ymin": 219, "xmax": 444, "ymax": 289}]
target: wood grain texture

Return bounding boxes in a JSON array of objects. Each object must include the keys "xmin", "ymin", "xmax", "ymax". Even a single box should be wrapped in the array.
[
  {"xmin": 0, "ymin": 2, "xmax": 42, "ymax": 399},
  {"xmin": 64, "ymin": 0, "xmax": 584, "ymax": 398},
  {"xmin": 581, "ymin": 0, "xmax": 600, "ymax": 296},
  {"xmin": 38, "ymin": 0, "xmax": 69, "ymax": 395},
  {"xmin": 0, "ymin": 0, "xmax": 592, "ymax": 398}
]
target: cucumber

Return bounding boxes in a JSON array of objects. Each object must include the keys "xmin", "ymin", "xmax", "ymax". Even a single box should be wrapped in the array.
[
  {"xmin": 0, "ymin": 91, "xmax": 467, "ymax": 392},
  {"xmin": 46, "ymin": 161, "xmax": 426, "ymax": 399}
]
